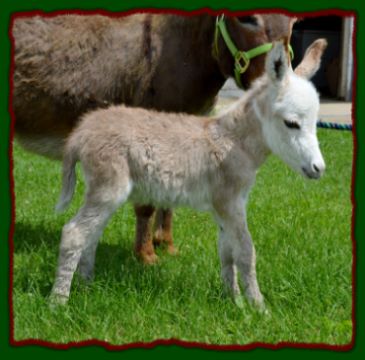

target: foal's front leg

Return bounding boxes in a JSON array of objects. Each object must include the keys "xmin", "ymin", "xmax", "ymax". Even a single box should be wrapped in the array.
[
  {"xmin": 217, "ymin": 227, "xmax": 241, "ymax": 298},
  {"xmin": 215, "ymin": 200, "xmax": 264, "ymax": 309},
  {"xmin": 232, "ymin": 222, "xmax": 264, "ymax": 309}
]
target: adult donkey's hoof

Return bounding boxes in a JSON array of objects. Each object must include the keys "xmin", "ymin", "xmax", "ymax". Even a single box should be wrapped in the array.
[
  {"xmin": 153, "ymin": 230, "xmax": 178, "ymax": 256},
  {"xmin": 139, "ymin": 252, "xmax": 159, "ymax": 265},
  {"xmin": 135, "ymin": 241, "xmax": 159, "ymax": 265},
  {"xmin": 167, "ymin": 245, "xmax": 178, "ymax": 256}
]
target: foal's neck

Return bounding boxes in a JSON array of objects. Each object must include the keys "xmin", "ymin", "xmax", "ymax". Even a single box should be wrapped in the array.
[{"xmin": 216, "ymin": 78, "xmax": 271, "ymax": 166}]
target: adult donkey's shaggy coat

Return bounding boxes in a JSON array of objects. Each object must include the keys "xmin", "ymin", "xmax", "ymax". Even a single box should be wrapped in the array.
[
  {"xmin": 52, "ymin": 39, "xmax": 327, "ymax": 307},
  {"xmin": 12, "ymin": 13, "xmax": 296, "ymax": 263}
]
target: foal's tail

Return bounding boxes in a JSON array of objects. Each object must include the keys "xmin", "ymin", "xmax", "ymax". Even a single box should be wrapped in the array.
[{"xmin": 55, "ymin": 143, "xmax": 78, "ymax": 213}]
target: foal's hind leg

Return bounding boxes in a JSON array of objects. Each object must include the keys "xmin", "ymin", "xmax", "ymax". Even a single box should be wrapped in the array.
[
  {"xmin": 51, "ymin": 201, "xmax": 117, "ymax": 303},
  {"xmin": 77, "ymin": 231, "xmax": 100, "ymax": 282},
  {"xmin": 134, "ymin": 205, "xmax": 158, "ymax": 264},
  {"xmin": 51, "ymin": 181, "xmax": 129, "ymax": 304},
  {"xmin": 153, "ymin": 209, "xmax": 177, "ymax": 255}
]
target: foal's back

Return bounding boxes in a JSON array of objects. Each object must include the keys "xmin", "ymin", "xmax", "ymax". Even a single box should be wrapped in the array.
[{"xmin": 69, "ymin": 105, "xmax": 228, "ymax": 209}]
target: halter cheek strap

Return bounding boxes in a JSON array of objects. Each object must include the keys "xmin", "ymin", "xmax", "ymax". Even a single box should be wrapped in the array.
[{"xmin": 214, "ymin": 15, "xmax": 294, "ymax": 89}]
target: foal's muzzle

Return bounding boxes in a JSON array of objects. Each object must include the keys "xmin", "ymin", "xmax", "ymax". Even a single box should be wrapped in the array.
[{"xmin": 302, "ymin": 162, "xmax": 325, "ymax": 179}]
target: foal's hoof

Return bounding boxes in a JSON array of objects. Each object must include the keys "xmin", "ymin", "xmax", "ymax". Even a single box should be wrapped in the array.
[
  {"xmin": 77, "ymin": 270, "xmax": 95, "ymax": 284},
  {"xmin": 49, "ymin": 293, "xmax": 69, "ymax": 307},
  {"xmin": 233, "ymin": 295, "xmax": 268, "ymax": 314},
  {"xmin": 234, "ymin": 295, "xmax": 245, "ymax": 309},
  {"xmin": 250, "ymin": 298, "xmax": 268, "ymax": 315}
]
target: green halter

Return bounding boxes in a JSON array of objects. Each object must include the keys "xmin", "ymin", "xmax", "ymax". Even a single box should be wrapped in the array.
[{"xmin": 214, "ymin": 15, "xmax": 294, "ymax": 88}]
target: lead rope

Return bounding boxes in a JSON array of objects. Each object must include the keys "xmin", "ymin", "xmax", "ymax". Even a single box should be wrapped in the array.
[{"xmin": 317, "ymin": 121, "xmax": 352, "ymax": 130}]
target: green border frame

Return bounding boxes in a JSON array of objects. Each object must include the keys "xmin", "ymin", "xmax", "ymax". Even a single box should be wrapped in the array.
[{"xmin": 1, "ymin": 0, "xmax": 363, "ymax": 358}]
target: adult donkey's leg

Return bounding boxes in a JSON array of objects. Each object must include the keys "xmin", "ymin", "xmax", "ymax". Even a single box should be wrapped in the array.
[
  {"xmin": 153, "ymin": 208, "xmax": 177, "ymax": 255},
  {"xmin": 134, "ymin": 205, "xmax": 158, "ymax": 264}
]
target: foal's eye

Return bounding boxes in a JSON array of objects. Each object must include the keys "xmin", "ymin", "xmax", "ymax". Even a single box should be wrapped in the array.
[
  {"xmin": 284, "ymin": 119, "xmax": 301, "ymax": 130},
  {"xmin": 237, "ymin": 16, "xmax": 258, "ymax": 26}
]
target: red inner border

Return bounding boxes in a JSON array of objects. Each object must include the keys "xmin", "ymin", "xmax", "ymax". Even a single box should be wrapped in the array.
[{"xmin": 7, "ymin": 7, "xmax": 357, "ymax": 351}]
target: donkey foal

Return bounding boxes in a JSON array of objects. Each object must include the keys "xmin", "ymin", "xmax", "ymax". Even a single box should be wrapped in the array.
[{"xmin": 52, "ymin": 40, "xmax": 327, "ymax": 307}]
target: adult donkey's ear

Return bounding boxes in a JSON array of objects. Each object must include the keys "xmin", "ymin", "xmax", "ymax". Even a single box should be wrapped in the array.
[
  {"xmin": 294, "ymin": 39, "xmax": 327, "ymax": 79},
  {"xmin": 266, "ymin": 40, "xmax": 289, "ymax": 82}
]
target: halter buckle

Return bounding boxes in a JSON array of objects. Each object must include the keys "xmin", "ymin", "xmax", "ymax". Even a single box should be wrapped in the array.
[{"xmin": 234, "ymin": 51, "xmax": 250, "ymax": 74}]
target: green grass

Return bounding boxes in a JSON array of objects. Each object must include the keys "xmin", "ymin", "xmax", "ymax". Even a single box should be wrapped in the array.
[{"xmin": 12, "ymin": 129, "xmax": 353, "ymax": 345}]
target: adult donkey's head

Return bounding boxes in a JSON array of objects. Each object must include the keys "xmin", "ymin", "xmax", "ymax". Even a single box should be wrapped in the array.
[
  {"xmin": 214, "ymin": 14, "xmax": 297, "ymax": 89},
  {"xmin": 253, "ymin": 38, "xmax": 327, "ymax": 179}
]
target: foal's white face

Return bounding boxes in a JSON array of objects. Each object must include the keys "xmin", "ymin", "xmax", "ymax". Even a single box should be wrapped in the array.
[{"xmin": 259, "ymin": 39, "xmax": 327, "ymax": 179}]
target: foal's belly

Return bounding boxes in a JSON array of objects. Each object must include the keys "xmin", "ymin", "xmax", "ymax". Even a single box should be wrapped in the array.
[{"xmin": 129, "ymin": 179, "xmax": 212, "ymax": 212}]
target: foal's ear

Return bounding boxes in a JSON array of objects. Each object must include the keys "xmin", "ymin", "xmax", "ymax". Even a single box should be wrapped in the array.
[
  {"xmin": 266, "ymin": 41, "xmax": 289, "ymax": 83},
  {"xmin": 294, "ymin": 39, "xmax": 327, "ymax": 79}
]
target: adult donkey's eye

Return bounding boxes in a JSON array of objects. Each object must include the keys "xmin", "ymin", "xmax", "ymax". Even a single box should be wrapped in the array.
[
  {"xmin": 237, "ymin": 16, "xmax": 258, "ymax": 26},
  {"xmin": 284, "ymin": 119, "xmax": 301, "ymax": 130}
]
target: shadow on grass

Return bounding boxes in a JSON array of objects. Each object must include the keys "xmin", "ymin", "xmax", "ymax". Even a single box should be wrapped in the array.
[
  {"xmin": 13, "ymin": 221, "xmax": 175, "ymax": 297},
  {"xmin": 13, "ymin": 221, "xmax": 61, "ymax": 251}
]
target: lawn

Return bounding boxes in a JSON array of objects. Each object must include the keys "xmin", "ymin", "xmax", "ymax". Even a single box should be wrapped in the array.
[{"xmin": 12, "ymin": 129, "xmax": 353, "ymax": 346}]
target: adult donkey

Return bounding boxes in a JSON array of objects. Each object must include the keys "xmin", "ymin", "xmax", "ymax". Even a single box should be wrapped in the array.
[{"xmin": 12, "ymin": 12, "xmax": 296, "ymax": 263}]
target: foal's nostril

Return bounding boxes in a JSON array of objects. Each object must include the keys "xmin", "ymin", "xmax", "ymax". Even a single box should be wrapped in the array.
[{"xmin": 303, "ymin": 162, "xmax": 324, "ymax": 179}]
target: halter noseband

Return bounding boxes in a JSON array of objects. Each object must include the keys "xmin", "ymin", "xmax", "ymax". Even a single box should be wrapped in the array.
[{"xmin": 213, "ymin": 15, "xmax": 294, "ymax": 89}]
